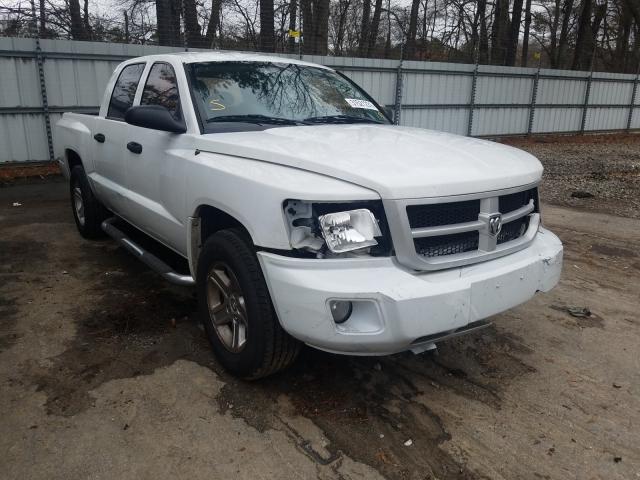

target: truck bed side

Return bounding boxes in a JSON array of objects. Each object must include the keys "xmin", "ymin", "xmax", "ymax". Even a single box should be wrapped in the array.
[{"xmin": 54, "ymin": 113, "xmax": 98, "ymax": 178}]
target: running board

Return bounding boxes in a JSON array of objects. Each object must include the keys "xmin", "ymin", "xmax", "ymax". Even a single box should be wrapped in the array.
[{"xmin": 101, "ymin": 218, "xmax": 195, "ymax": 287}]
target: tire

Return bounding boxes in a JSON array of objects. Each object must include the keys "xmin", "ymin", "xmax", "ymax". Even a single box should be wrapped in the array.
[
  {"xmin": 70, "ymin": 165, "xmax": 108, "ymax": 239},
  {"xmin": 197, "ymin": 228, "xmax": 300, "ymax": 379}
]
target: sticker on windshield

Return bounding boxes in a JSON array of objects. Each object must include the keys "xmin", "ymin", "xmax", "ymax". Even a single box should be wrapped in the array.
[{"xmin": 344, "ymin": 98, "xmax": 379, "ymax": 111}]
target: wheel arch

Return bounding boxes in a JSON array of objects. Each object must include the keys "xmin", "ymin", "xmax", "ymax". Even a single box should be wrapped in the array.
[
  {"xmin": 65, "ymin": 148, "xmax": 83, "ymax": 171},
  {"xmin": 187, "ymin": 203, "xmax": 256, "ymax": 278}
]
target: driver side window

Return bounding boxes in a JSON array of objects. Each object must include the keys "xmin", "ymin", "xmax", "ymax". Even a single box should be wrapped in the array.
[{"xmin": 140, "ymin": 62, "xmax": 181, "ymax": 120}]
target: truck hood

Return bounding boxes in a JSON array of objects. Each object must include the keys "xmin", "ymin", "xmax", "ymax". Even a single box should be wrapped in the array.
[{"xmin": 196, "ymin": 125, "xmax": 542, "ymax": 199}]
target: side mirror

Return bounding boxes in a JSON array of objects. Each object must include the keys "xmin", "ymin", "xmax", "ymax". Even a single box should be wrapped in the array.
[
  {"xmin": 124, "ymin": 105, "xmax": 187, "ymax": 133},
  {"xmin": 384, "ymin": 106, "xmax": 395, "ymax": 122}
]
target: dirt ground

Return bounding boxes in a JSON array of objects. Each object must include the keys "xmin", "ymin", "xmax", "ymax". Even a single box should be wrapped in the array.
[
  {"xmin": 1, "ymin": 144, "xmax": 640, "ymax": 479},
  {"xmin": 505, "ymin": 133, "xmax": 640, "ymax": 220}
]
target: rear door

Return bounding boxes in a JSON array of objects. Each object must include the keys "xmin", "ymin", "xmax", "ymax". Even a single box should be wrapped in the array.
[
  {"xmin": 91, "ymin": 62, "xmax": 146, "ymax": 215},
  {"xmin": 122, "ymin": 61, "xmax": 188, "ymax": 252}
]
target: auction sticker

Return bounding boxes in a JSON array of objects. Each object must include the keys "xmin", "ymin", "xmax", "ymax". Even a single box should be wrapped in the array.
[{"xmin": 345, "ymin": 98, "xmax": 379, "ymax": 111}]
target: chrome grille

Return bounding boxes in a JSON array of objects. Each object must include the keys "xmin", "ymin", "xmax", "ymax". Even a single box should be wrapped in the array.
[{"xmin": 383, "ymin": 184, "xmax": 541, "ymax": 271}]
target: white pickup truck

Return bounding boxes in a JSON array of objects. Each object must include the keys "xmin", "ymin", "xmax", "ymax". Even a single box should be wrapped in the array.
[{"xmin": 54, "ymin": 52, "xmax": 563, "ymax": 379}]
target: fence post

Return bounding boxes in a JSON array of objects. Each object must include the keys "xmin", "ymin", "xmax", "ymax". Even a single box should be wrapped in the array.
[
  {"xmin": 467, "ymin": 58, "xmax": 479, "ymax": 137},
  {"xmin": 31, "ymin": 0, "xmax": 54, "ymax": 162},
  {"xmin": 527, "ymin": 57, "xmax": 541, "ymax": 136},
  {"xmin": 627, "ymin": 67, "xmax": 640, "ymax": 132},
  {"xmin": 393, "ymin": 44, "xmax": 404, "ymax": 125},
  {"xmin": 580, "ymin": 71, "xmax": 593, "ymax": 134}
]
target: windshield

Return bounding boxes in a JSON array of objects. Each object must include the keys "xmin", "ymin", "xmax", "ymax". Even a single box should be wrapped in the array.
[{"xmin": 186, "ymin": 61, "xmax": 389, "ymax": 131}]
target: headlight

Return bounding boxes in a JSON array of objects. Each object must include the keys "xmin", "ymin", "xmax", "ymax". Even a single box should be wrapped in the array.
[
  {"xmin": 318, "ymin": 209, "xmax": 382, "ymax": 253},
  {"xmin": 284, "ymin": 200, "xmax": 391, "ymax": 257}
]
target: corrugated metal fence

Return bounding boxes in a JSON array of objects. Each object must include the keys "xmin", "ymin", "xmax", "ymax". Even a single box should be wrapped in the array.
[{"xmin": 1, "ymin": 36, "xmax": 639, "ymax": 163}]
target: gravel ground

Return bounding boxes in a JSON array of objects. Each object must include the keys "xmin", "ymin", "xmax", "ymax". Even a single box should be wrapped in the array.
[{"xmin": 504, "ymin": 133, "xmax": 640, "ymax": 219}]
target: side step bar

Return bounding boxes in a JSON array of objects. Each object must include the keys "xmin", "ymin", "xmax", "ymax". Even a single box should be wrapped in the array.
[{"xmin": 101, "ymin": 218, "xmax": 195, "ymax": 287}]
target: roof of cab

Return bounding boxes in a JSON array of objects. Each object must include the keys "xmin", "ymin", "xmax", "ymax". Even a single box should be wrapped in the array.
[{"xmin": 124, "ymin": 51, "xmax": 332, "ymax": 70}]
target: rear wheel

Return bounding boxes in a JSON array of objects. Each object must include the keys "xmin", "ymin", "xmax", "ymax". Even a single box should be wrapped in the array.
[
  {"xmin": 197, "ymin": 229, "xmax": 300, "ymax": 379},
  {"xmin": 70, "ymin": 165, "xmax": 108, "ymax": 239}
]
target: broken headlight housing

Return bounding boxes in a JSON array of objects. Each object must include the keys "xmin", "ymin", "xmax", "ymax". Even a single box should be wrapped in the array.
[{"xmin": 284, "ymin": 200, "xmax": 392, "ymax": 257}]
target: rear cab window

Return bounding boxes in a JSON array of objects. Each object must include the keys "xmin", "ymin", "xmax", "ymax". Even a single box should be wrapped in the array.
[
  {"xmin": 107, "ymin": 63, "xmax": 145, "ymax": 120},
  {"xmin": 140, "ymin": 62, "xmax": 182, "ymax": 121}
]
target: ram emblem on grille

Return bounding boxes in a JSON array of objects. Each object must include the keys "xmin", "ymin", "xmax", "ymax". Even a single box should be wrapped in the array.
[{"xmin": 488, "ymin": 213, "xmax": 503, "ymax": 236}]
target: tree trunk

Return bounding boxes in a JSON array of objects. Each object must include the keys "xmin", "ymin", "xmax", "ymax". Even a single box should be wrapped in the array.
[
  {"xmin": 366, "ymin": 0, "xmax": 383, "ymax": 56},
  {"xmin": 205, "ymin": 0, "xmax": 222, "ymax": 48},
  {"xmin": 384, "ymin": 0, "xmax": 391, "ymax": 57},
  {"xmin": 572, "ymin": 0, "xmax": 594, "ymax": 69},
  {"xmin": 572, "ymin": 0, "xmax": 606, "ymax": 70},
  {"xmin": 302, "ymin": 0, "xmax": 330, "ymax": 55},
  {"xmin": 491, "ymin": 0, "xmax": 510, "ymax": 65},
  {"xmin": 333, "ymin": 0, "xmax": 350, "ymax": 55},
  {"xmin": 359, "ymin": 0, "xmax": 371, "ymax": 56},
  {"xmin": 260, "ymin": 0, "xmax": 276, "ymax": 51},
  {"xmin": 624, "ymin": 0, "xmax": 640, "ymax": 26},
  {"xmin": 288, "ymin": 0, "xmax": 297, "ymax": 52},
  {"xmin": 520, "ymin": 0, "xmax": 532, "ymax": 66},
  {"xmin": 39, "ymin": 0, "xmax": 46, "ymax": 36},
  {"xmin": 556, "ymin": 0, "xmax": 575, "ymax": 68},
  {"xmin": 69, "ymin": 0, "xmax": 87, "ymax": 40},
  {"xmin": 156, "ymin": 0, "xmax": 181, "ymax": 46},
  {"xmin": 477, "ymin": 0, "xmax": 489, "ymax": 63},
  {"xmin": 124, "ymin": 10, "xmax": 130, "ymax": 43},
  {"xmin": 405, "ymin": 0, "xmax": 421, "ymax": 59},
  {"xmin": 184, "ymin": 0, "xmax": 203, "ymax": 47},
  {"xmin": 506, "ymin": 0, "xmax": 524, "ymax": 65},
  {"xmin": 548, "ymin": 0, "xmax": 561, "ymax": 67},
  {"xmin": 83, "ymin": 0, "xmax": 91, "ymax": 39},
  {"xmin": 614, "ymin": 2, "xmax": 632, "ymax": 71}
]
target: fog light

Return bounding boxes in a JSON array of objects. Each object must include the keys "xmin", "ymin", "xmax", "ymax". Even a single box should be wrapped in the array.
[{"xmin": 329, "ymin": 300, "xmax": 353, "ymax": 324}]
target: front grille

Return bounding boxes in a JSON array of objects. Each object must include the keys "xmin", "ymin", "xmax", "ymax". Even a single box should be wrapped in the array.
[
  {"xmin": 414, "ymin": 231, "xmax": 479, "ymax": 257},
  {"xmin": 497, "ymin": 216, "xmax": 530, "ymax": 244},
  {"xmin": 499, "ymin": 188, "xmax": 537, "ymax": 214},
  {"xmin": 400, "ymin": 186, "xmax": 539, "ymax": 267},
  {"xmin": 407, "ymin": 200, "xmax": 480, "ymax": 228}
]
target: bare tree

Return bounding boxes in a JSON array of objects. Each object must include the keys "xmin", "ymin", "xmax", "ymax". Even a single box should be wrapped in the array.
[
  {"xmin": 69, "ymin": 0, "xmax": 88, "ymax": 39},
  {"xmin": 156, "ymin": 0, "xmax": 181, "ymax": 46},
  {"xmin": 506, "ymin": 0, "xmax": 524, "ymax": 65},
  {"xmin": 260, "ymin": 0, "xmax": 275, "ymax": 50},
  {"xmin": 405, "ymin": 0, "xmax": 420, "ymax": 58},
  {"xmin": 302, "ymin": 0, "xmax": 330, "ymax": 54},
  {"xmin": 491, "ymin": 0, "xmax": 510, "ymax": 64},
  {"xmin": 521, "ymin": 0, "xmax": 532, "ymax": 65}
]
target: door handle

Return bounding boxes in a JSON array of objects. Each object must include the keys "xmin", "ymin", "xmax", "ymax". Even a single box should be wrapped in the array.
[
  {"xmin": 93, "ymin": 133, "xmax": 105, "ymax": 143},
  {"xmin": 127, "ymin": 142, "xmax": 142, "ymax": 154}
]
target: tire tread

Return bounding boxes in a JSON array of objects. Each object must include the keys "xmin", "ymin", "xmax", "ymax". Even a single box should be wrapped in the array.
[{"xmin": 199, "ymin": 228, "xmax": 300, "ymax": 379}]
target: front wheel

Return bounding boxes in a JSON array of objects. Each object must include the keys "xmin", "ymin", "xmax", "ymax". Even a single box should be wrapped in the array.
[{"xmin": 197, "ymin": 229, "xmax": 300, "ymax": 379}]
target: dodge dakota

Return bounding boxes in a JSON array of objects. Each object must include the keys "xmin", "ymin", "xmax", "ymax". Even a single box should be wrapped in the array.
[{"xmin": 54, "ymin": 52, "xmax": 563, "ymax": 379}]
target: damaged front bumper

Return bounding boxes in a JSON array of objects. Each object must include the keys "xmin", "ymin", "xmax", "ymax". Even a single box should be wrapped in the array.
[{"xmin": 258, "ymin": 227, "xmax": 563, "ymax": 355}]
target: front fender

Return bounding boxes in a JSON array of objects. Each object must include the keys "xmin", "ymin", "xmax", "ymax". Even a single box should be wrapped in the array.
[{"xmin": 187, "ymin": 151, "xmax": 379, "ymax": 250}]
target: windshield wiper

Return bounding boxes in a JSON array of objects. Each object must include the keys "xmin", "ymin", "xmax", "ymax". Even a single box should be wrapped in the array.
[
  {"xmin": 303, "ymin": 115, "xmax": 384, "ymax": 125},
  {"xmin": 206, "ymin": 114, "xmax": 304, "ymax": 125}
]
